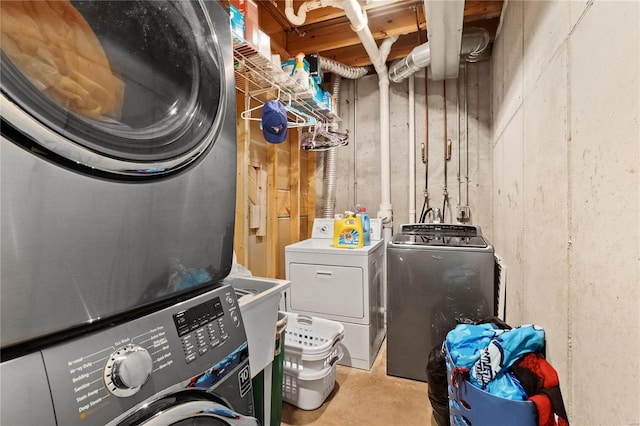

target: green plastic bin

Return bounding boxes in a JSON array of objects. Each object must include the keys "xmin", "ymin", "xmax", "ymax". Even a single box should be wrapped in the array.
[{"xmin": 252, "ymin": 311, "xmax": 288, "ymax": 426}]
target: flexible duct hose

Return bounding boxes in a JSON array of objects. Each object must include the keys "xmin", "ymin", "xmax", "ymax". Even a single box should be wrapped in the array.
[
  {"xmin": 321, "ymin": 74, "xmax": 342, "ymax": 218},
  {"xmin": 319, "ymin": 56, "xmax": 371, "ymax": 79},
  {"xmin": 319, "ymin": 58, "xmax": 370, "ymax": 218}
]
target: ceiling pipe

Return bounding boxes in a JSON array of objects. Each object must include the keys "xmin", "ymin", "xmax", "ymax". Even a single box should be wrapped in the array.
[
  {"xmin": 284, "ymin": 0, "xmax": 337, "ymax": 27},
  {"xmin": 283, "ymin": 0, "xmax": 397, "ymax": 241},
  {"xmin": 388, "ymin": 28, "xmax": 491, "ymax": 83}
]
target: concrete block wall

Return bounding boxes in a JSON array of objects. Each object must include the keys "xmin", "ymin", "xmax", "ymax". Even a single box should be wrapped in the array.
[
  {"xmin": 492, "ymin": 0, "xmax": 639, "ymax": 423},
  {"xmin": 314, "ymin": 2, "xmax": 638, "ymax": 422},
  {"xmin": 321, "ymin": 62, "xmax": 493, "ymax": 233}
]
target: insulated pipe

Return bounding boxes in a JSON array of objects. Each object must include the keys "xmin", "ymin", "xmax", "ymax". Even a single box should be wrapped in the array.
[
  {"xmin": 409, "ymin": 74, "xmax": 416, "ymax": 224},
  {"xmin": 389, "ymin": 28, "xmax": 490, "ymax": 83}
]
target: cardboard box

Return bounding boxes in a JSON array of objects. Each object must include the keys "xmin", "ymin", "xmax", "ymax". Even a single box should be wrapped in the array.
[{"xmin": 245, "ymin": 0, "xmax": 260, "ymax": 48}]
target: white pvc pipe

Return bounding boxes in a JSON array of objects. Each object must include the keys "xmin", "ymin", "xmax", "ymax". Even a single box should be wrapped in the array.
[
  {"xmin": 409, "ymin": 74, "xmax": 416, "ymax": 224},
  {"xmin": 285, "ymin": 0, "xmax": 340, "ymax": 27},
  {"xmin": 283, "ymin": 0, "xmax": 396, "ymax": 239}
]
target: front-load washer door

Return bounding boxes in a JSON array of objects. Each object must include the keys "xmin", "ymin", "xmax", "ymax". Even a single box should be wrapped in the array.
[
  {"xmin": 1, "ymin": 0, "xmax": 225, "ymax": 177},
  {"xmin": 115, "ymin": 392, "xmax": 259, "ymax": 426},
  {"xmin": 0, "ymin": 1, "xmax": 237, "ymax": 350}
]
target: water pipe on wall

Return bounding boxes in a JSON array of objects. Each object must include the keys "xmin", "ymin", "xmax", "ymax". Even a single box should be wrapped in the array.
[
  {"xmin": 456, "ymin": 66, "xmax": 462, "ymax": 212},
  {"xmin": 409, "ymin": 74, "xmax": 416, "ymax": 223},
  {"xmin": 419, "ymin": 77, "xmax": 430, "ymax": 223},
  {"xmin": 464, "ymin": 62, "xmax": 470, "ymax": 209}
]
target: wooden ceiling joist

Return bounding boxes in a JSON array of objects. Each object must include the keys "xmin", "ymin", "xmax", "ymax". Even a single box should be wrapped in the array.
[{"xmin": 255, "ymin": 0, "xmax": 504, "ymax": 67}]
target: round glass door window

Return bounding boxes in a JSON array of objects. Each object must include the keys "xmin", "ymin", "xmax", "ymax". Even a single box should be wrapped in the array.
[{"xmin": 1, "ymin": 0, "xmax": 225, "ymax": 177}]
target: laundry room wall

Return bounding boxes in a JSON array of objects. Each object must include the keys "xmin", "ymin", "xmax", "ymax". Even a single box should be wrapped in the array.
[
  {"xmin": 491, "ymin": 0, "xmax": 639, "ymax": 424},
  {"xmin": 318, "ymin": 62, "xmax": 493, "ymax": 235},
  {"xmin": 234, "ymin": 93, "xmax": 316, "ymax": 279}
]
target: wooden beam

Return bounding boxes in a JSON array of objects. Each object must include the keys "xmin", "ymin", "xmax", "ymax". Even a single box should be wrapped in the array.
[
  {"xmin": 303, "ymin": 18, "xmax": 498, "ymax": 67},
  {"xmin": 270, "ymin": 0, "xmax": 422, "ymax": 27},
  {"xmin": 267, "ymin": 142, "xmax": 278, "ymax": 278},
  {"xmin": 287, "ymin": 7, "xmax": 419, "ymax": 54},
  {"xmin": 319, "ymin": 31, "xmax": 425, "ymax": 67},
  {"xmin": 289, "ymin": 130, "xmax": 301, "ymax": 243},
  {"xmin": 463, "ymin": 0, "xmax": 504, "ymax": 22},
  {"xmin": 234, "ymin": 90, "xmax": 250, "ymax": 266}
]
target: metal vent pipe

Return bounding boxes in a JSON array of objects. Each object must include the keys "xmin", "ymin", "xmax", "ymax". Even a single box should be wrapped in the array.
[{"xmin": 389, "ymin": 28, "xmax": 490, "ymax": 83}]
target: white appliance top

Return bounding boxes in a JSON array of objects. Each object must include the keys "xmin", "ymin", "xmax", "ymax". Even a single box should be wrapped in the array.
[
  {"xmin": 287, "ymin": 217, "xmax": 384, "ymax": 256},
  {"xmin": 286, "ymin": 237, "xmax": 384, "ymax": 256},
  {"xmin": 311, "ymin": 218, "xmax": 383, "ymax": 240}
]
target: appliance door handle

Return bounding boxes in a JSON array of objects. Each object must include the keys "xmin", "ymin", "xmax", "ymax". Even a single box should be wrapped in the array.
[{"xmin": 316, "ymin": 270, "xmax": 333, "ymax": 278}]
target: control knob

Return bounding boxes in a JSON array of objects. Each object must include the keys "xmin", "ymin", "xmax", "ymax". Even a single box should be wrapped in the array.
[{"xmin": 104, "ymin": 344, "xmax": 153, "ymax": 397}]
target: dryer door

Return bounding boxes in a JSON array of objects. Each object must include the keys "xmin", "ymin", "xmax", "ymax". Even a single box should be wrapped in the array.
[
  {"xmin": 116, "ymin": 391, "xmax": 259, "ymax": 426},
  {"xmin": 1, "ymin": 0, "xmax": 226, "ymax": 179}
]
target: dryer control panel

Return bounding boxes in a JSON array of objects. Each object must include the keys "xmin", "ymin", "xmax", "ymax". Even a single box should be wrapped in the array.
[{"xmin": 40, "ymin": 284, "xmax": 249, "ymax": 425}]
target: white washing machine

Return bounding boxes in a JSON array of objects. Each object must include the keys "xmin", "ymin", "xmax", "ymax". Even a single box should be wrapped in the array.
[{"xmin": 284, "ymin": 219, "xmax": 385, "ymax": 370}]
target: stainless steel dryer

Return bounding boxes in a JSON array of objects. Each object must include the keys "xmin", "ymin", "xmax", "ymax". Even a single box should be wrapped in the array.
[
  {"xmin": 1, "ymin": 284, "xmax": 259, "ymax": 425},
  {"xmin": 1, "ymin": 0, "xmax": 237, "ymax": 352},
  {"xmin": 386, "ymin": 224, "xmax": 495, "ymax": 382}
]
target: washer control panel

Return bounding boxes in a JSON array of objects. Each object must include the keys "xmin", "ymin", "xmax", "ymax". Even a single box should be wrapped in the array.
[
  {"xmin": 173, "ymin": 296, "xmax": 230, "ymax": 364},
  {"xmin": 41, "ymin": 284, "xmax": 247, "ymax": 425}
]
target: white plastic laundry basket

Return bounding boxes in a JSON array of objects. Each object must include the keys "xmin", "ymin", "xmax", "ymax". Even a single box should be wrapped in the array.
[
  {"xmin": 281, "ymin": 312, "xmax": 344, "ymax": 410},
  {"xmin": 282, "ymin": 312, "xmax": 344, "ymax": 372},
  {"xmin": 282, "ymin": 362, "xmax": 338, "ymax": 410}
]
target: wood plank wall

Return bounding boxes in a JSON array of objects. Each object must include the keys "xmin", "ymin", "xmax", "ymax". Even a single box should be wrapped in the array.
[{"xmin": 234, "ymin": 91, "xmax": 316, "ymax": 279}]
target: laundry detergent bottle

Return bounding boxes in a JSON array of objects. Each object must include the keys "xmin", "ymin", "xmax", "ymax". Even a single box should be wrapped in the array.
[
  {"xmin": 357, "ymin": 207, "xmax": 371, "ymax": 246},
  {"xmin": 333, "ymin": 211, "xmax": 364, "ymax": 249}
]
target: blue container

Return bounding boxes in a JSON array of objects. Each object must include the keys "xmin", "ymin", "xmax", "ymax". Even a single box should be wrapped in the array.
[
  {"xmin": 445, "ymin": 345, "xmax": 537, "ymax": 426},
  {"xmin": 357, "ymin": 208, "xmax": 370, "ymax": 246}
]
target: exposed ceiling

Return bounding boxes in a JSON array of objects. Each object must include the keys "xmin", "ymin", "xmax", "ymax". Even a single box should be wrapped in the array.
[{"xmin": 258, "ymin": 0, "xmax": 504, "ymax": 68}]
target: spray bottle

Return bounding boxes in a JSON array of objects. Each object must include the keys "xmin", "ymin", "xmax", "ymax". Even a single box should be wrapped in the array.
[{"xmin": 293, "ymin": 52, "xmax": 310, "ymax": 89}]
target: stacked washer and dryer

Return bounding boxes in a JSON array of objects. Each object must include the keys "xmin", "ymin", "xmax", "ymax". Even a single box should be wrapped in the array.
[{"xmin": 1, "ymin": 2, "xmax": 258, "ymax": 424}]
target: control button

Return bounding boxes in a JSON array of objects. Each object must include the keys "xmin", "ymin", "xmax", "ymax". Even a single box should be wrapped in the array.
[
  {"xmin": 186, "ymin": 353, "xmax": 197, "ymax": 364},
  {"xmin": 231, "ymin": 312, "xmax": 240, "ymax": 327},
  {"xmin": 226, "ymin": 295, "xmax": 235, "ymax": 306},
  {"xmin": 210, "ymin": 339, "xmax": 220, "ymax": 348},
  {"xmin": 199, "ymin": 346, "xmax": 209, "ymax": 356},
  {"xmin": 104, "ymin": 345, "xmax": 153, "ymax": 398}
]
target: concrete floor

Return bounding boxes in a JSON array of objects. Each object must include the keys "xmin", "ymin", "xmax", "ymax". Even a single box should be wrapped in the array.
[{"xmin": 281, "ymin": 339, "xmax": 433, "ymax": 426}]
